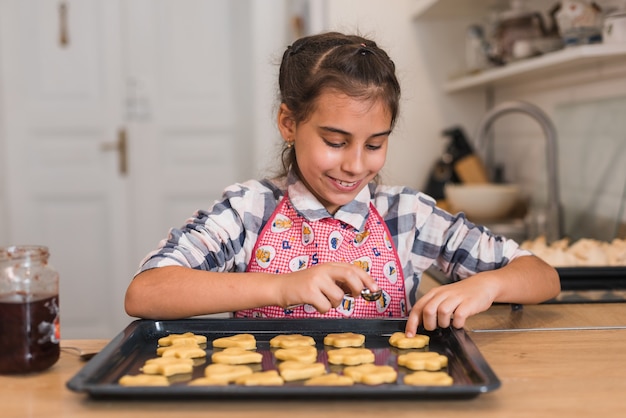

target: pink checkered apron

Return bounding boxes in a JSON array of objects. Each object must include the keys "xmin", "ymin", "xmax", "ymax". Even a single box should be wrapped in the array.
[{"xmin": 235, "ymin": 194, "xmax": 407, "ymax": 318}]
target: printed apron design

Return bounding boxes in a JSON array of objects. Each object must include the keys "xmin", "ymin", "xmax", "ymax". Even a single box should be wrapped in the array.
[{"xmin": 236, "ymin": 195, "xmax": 406, "ymax": 318}]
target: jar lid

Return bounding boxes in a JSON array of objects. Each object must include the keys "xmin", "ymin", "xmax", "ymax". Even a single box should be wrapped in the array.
[{"xmin": 0, "ymin": 245, "xmax": 49, "ymax": 261}]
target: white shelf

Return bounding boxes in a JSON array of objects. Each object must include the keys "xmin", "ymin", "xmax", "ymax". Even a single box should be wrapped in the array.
[
  {"xmin": 411, "ymin": 0, "xmax": 509, "ymax": 20},
  {"xmin": 444, "ymin": 43, "xmax": 626, "ymax": 92}
]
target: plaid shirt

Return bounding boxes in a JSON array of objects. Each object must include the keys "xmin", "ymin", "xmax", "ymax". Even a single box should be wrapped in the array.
[{"xmin": 138, "ymin": 170, "xmax": 530, "ymax": 309}]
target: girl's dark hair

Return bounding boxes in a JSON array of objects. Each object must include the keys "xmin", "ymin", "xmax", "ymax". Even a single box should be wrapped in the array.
[{"xmin": 277, "ymin": 32, "xmax": 401, "ymax": 177}]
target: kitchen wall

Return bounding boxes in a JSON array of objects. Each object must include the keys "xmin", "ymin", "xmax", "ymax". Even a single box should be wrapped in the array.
[
  {"xmin": 492, "ymin": 61, "xmax": 626, "ymax": 241},
  {"xmin": 327, "ymin": 0, "xmax": 626, "ymax": 242}
]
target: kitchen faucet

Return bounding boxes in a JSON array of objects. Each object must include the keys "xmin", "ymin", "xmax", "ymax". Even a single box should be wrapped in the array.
[{"xmin": 475, "ymin": 100, "xmax": 563, "ymax": 242}]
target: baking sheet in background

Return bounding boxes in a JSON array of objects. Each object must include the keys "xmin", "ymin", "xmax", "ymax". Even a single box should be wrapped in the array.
[
  {"xmin": 66, "ymin": 318, "xmax": 500, "ymax": 399},
  {"xmin": 427, "ymin": 266, "xmax": 626, "ymax": 303}
]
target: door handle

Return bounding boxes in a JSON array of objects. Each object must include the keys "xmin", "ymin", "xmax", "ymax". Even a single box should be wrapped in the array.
[{"xmin": 101, "ymin": 128, "xmax": 128, "ymax": 175}]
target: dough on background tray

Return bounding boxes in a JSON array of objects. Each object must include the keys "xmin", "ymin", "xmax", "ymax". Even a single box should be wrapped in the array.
[{"xmin": 521, "ymin": 236, "xmax": 626, "ymax": 267}]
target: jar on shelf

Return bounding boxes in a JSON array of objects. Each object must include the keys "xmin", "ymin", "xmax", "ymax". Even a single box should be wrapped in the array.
[{"xmin": 0, "ymin": 245, "xmax": 60, "ymax": 374}]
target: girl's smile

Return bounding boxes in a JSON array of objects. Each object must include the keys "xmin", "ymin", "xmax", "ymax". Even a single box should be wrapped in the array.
[{"xmin": 282, "ymin": 91, "xmax": 392, "ymax": 214}]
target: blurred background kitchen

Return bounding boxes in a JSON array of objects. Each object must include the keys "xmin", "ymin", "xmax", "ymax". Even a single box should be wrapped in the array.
[{"xmin": 1, "ymin": 0, "xmax": 625, "ymax": 338}]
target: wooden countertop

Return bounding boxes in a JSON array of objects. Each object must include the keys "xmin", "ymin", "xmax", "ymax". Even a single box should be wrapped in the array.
[{"xmin": 3, "ymin": 293, "xmax": 626, "ymax": 417}]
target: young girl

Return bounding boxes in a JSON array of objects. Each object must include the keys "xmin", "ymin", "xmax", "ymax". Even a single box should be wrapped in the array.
[{"xmin": 125, "ymin": 32, "xmax": 560, "ymax": 336}]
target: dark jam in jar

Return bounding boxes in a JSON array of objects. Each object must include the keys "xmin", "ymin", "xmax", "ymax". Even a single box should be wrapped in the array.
[{"xmin": 0, "ymin": 294, "xmax": 60, "ymax": 374}]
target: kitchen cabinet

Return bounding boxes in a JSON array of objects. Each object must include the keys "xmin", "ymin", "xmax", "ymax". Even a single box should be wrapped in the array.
[
  {"xmin": 411, "ymin": 0, "xmax": 626, "ymax": 93},
  {"xmin": 444, "ymin": 43, "xmax": 626, "ymax": 92}
]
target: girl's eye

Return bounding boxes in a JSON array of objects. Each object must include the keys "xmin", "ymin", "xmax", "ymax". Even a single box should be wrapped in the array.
[
  {"xmin": 323, "ymin": 138, "xmax": 344, "ymax": 148},
  {"xmin": 366, "ymin": 144, "xmax": 382, "ymax": 151}
]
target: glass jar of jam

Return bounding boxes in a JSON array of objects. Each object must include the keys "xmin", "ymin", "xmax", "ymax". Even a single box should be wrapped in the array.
[{"xmin": 0, "ymin": 245, "xmax": 60, "ymax": 374}]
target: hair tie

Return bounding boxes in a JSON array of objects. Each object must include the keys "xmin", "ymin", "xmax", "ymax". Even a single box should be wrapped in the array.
[
  {"xmin": 288, "ymin": 43, "xmax": 304, "ymax": 56},
  {"xmin": 358, "ymin": 43, "xmax": 371, "ymax": 56}
]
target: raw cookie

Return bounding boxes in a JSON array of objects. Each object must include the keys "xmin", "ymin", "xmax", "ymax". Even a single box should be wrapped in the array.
[
  {"xmin": 118, "ymin": 374, "xmax": 170, "ymax": 386},
  {"xmin": 158, "ymin": 332, "xmax": 207, "ymax": 347},
  {"xmin": 270, "ymin": 334, "xmax": 316, "ymax": 348},
  {"xmin": 212, "ymin": 334, "xmax": 257, "ymax": 350},
  {"xmin": 404, "ymin": 371, "xmax": 453, "ymax": 386},
  {"xmin": 326, "ymin": 347, "xmax": 375, "ymax": 365},
  {"xmin": 235, "ymin": 370, "xmax": 284, "ymax": 386},
  {"xmin": 273, "ymin": 345, "xmax": 318, "ymax": 363},
  {"xmin": 397, "ymin": 351, "xmax": 448, "ymax": 371},
  {"xmin": 388, "ymin": 332, "xmax": 429, "ymax": 349},
  {"xmin": 157, "ymin": 345, "xmax": 207, "ymax": 359},
  {"xmin": 323, "ymin": 332, "xmax": 365, "ymax": 348},
  {"xmin": 277, "ymin": 360, "xmax": 326, "ymax": 382},
  {"xmin": 343, "ymin": 364, "xmax": 397, "ymax": 385},
  {"xmin": 141, "ymin": 357, "xmax": 194, "ymax": 376},
  {"xmin": 211, "ymin": 347, "xmax": 263, "ymax": 365},
  {"xmin": 189, "ymin": 364, "xmax": 254, "ymax": 385}
]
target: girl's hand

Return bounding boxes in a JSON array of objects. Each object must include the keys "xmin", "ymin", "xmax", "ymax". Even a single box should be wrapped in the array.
[
  {"xmin": 278, "ymin": 262, "xmax": 379, "ymax": 313},
  {"xmin": 405, "ymin": 273, "xmax": 498, "ymax": 335}
]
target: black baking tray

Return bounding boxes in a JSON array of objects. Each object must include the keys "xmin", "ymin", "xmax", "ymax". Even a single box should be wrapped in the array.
[
  {"xmin": 556, "ymin": 267, "xmax": 626, "ymax": 290},
  {"xmin": 66, "ymin": 318, "xmax": 500, "ymax": 399},
  {"xmin": 428, "ymin": 265, "xmax": 626, "ymax": 292}
]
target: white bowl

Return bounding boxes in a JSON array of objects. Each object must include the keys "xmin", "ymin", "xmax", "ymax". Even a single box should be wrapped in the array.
[{"xmin": 444, "ymin": 183, "xmax": 520, "ymax": 221}]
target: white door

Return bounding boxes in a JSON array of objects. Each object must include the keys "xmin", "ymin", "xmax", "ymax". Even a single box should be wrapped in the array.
[{"xmin": 0, "ymin": 0, "xmax": 255, "ymax": 338}]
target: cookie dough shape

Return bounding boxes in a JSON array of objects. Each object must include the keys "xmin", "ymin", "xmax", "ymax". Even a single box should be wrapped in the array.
[
  {"xmin": 118, "ymin": 374, "xmax": 170, "ymax": 386},
  {"xmin": 304, "ymin": 373, "xmax": 354, "ymax": 386},
  {"xmin": 388, "ymin": 332, "xmax": 430, "ymax": 349},
  {"xmin": 235, "ymin": 370, "xmax": 284, "ymax": 386},
  {"xmin": 157, "ymin": 345, "xmax": 207, "ymax": 359},
  {"xmin": 403, "ymin": 371, "xmax": 453, "ymax": 386},
  {"xmin": 323, "ymin": 332, "xmax": 365, "ymax": 348},
  {"xmin": 141, "ymin": 357, "xmax": 194, "ymax": 376},
  {"xmin": 211, "ymin": 347, "xmax": 263, "ymax": 365},
  {"xmin": 397, "ymin": 351, "xmax": 448, "ymax": 371},
  {"xmin": 274, "ymin": 345, "xmax": 318, "ymax": 363},
  {"xmin": 277, "ymin": 360, "xmax": 326, "ymax": 382},
  {"xmin": 343, "ymin": 364, "xmax": 397, "ymax": 385},
  {"xmin": 326, "ymin": 347, "xmax": 375, "ymax": 365},
  {"xmin": 212, "ymin": 333, "xmax": 257, "ymax": 350},
  {"xmin": 158, "ymin": 332, "xmax": 207, "ymax": 347},
  {"xmin": 270, "ymin": 334, "xmax": 316, "ymax": 348},
  {"xmin": 189, "ymin": 363, "xmax": 254, "ymax": 385}
]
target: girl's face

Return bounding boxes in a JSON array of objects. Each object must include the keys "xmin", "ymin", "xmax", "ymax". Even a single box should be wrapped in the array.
[{"xmin": 285, "ymin": 91, "xmax": 392, "ymax": 214}]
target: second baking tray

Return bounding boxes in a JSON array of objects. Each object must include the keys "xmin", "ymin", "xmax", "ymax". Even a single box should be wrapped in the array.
[
  {"xmin": 556, "ymin": 266, "xmax": 626, "ymax": 290},
  {"xmin": 67, "ymin": 318, "xmax": 500, "ymax": 399}
]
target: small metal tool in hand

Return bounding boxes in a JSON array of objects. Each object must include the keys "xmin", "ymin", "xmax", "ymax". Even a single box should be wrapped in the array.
[{"xmin": 360, "ymin": 287, "xmax": 382, "ymax": 302}]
